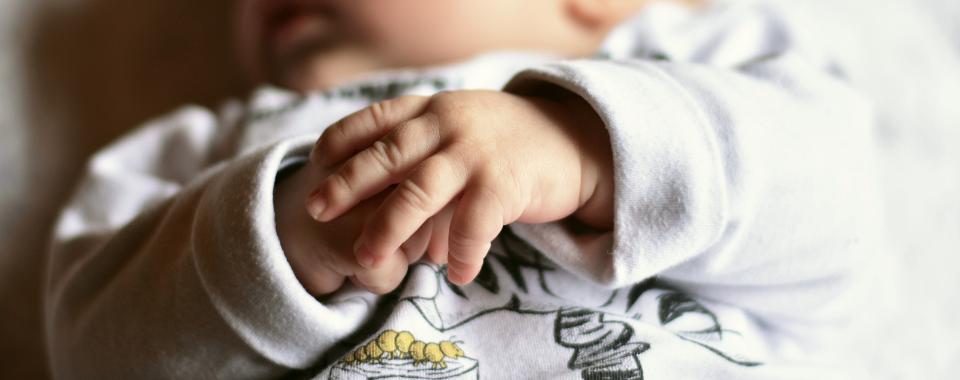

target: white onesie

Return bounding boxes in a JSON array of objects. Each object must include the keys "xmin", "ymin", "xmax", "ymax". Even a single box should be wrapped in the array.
[{"xmin": 45, "ymin": 0, "xmax": 960, "ymax": 379}]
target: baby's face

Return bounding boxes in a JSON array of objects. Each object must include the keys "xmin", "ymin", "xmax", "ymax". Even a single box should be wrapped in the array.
[{"xmin": 237, "ymin": 0, "xmax": 604, "ymax": 92}]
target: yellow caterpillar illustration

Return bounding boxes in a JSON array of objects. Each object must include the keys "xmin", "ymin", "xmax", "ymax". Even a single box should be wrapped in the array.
[
  {"xmin": 408, "ymin": 340, "xmax": 465, "ymax": 369},
  {"xmin": 340, "ymin": 330, "xmax": 465, "ymax": 370}
]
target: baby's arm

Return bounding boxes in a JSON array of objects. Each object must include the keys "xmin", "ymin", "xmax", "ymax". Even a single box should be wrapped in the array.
[
  {"xmin": 497, "ymin": 7, "xmax": 884, "ymax": 349},
  {"xmin": 305, "ymin": 91, "xmax": 615, "ymax": 285},
  {"xmin": 309, "ymin": 2, "xmax": 885, "ymax": 351},
  {"xmin": 46, "ymin": 109, "xmax": 378, "ymax": 379}
]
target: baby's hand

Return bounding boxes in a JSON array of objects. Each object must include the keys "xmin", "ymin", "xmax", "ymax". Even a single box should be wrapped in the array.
[
  {"xmin": 274, "ymin": 159, "xmax": 454, "ymax": 295},
  {"xmin": 306, "ymin": 90, "xmax": 614, "ymax": 285}
]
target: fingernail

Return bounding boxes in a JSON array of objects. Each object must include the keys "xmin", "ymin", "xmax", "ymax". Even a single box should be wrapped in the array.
[
  {"xmin": 310, "ymin": 137, "xmax": 323, "ymax": 164},
  {"xmin": 305, "ymin": 197, "xmax": 326, "ymax": 220},
  {"xmin": 357, "ymin": 245, "xmax": 376, "ymax": 268},
  {"xmin": 353, "ymin": 237, "xmax": 362, "ymax": 253}
]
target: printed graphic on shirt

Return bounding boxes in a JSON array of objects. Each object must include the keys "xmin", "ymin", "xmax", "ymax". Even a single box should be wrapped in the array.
[
  {"xmin": 324, "ymin": 227, "xmax": 762, "ymax": 379},
  {"xmin": 549, "ymin": 279, "xmax": 762, "ymax": 380},
  {"xmin": 246, "ymin": 75, "xmax": 453, "ymax": 124},
  {"xmin": 319, "ymin": 77, "xmax": 451, "ymax": 103},
  {"xmin": 555, "ymin": 308, "xmax": 650, "ymax": 380},
  {"xmin": 619, "ymin": 279, "xmax": 763, "ymax": 367},
  {"xmin": 399, "ymin": 228, "xmax": 559, "ymax": 334},
  {"xmin": 330, "ymin": 330, "xmax": 477, "ymax": 380}
]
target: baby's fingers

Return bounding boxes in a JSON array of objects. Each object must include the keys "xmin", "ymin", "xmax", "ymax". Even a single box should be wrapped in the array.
[
  {"xmin": 425, "ymin": 203, "xmax": 456, "ymax": 265},
  {"xmin": 446, "ymin": 186, "xmax": 504, "ymax": 285},
  {"xmin": 293, "ymin": 261, "xmax": 348, "ymax": 297},
  {"xmin": 351, "ymin": 248, "xmax": 411, "ymax": 295},
  {"xmin": 311, "ymin": 95, "xmax": 431, "ymax": 167},
  {"xmin": 355, "ymin": 152, "xmax": 468, "ymax": 267},
  {"xmin": 307, "ymin": 113, "xmax": 443, "ymax": 222}
]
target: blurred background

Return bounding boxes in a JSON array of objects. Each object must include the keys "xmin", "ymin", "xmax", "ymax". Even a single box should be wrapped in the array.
[
  {"xmin": 0, "ymin": 0, "xmax": 958, "ymax": 379},
  {"xmin": 1, "ymin": 0, "xmax": 250, "ymax": 377}
]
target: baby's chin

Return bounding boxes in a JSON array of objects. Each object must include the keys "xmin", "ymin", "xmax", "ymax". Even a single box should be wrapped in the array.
[
  {"xmin": 278, "ymin": 61, "xmax": 339, "ymax": 93},
  {"xmin": 274, "ymin": 48, "xmax": 396, "ymax": 93}
]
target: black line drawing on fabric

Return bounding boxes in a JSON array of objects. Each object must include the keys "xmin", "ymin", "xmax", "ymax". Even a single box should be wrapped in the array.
[
  {"xmin": 600, "ymin": 289, "xmax": 620, "ymax": 308},
  {"xmin": 246, "ymin": 95, "xmax": 307, "ymax": 123},
  {"xmin": 658, "ymin": 292, "xmax": 722, "ymax": 335},
  {"xmin": 427, "ymin": 226, "xmax": 555, "ymax": 302},
  {"xmin": 321, "ymin": 76, "xmax": 450, "ymax": 102},
  {"xmin": 490, "ymin": 226, "xmax": 557, "ymax": 295},
  {"xmin": 405, "ymin": 278, "xmax": 555, "ymax": 333},
  {"xmin": 624, "ymin": 278, "xmax": 762, "ymax": 367},
  {"xmin": 468, "ymin": 257, "xmax": 499, "ymax": 295},
  {"xmin": 246, "ymin": 75, "xmax": 454, "ymax": 125},
  {"xmin": 676, "ymin": 335, "xmax": 760, "ymax": 367},
  {"xmin": 309, "ymin": 227, "xmax": 763, "ymax": 379},
  {"xmin": 555, "ymin": 308, "xmax": 649, "ymax": 380},
  {"xmin": 330, "ymin": 330, "xmax": 478, "ymax": 380},
  {"xmin": 400, "ymin": 226, "xmax": 559, "ymax": 332},
  {"xmin": 404, "ymin": 227, "xmax": 763, "ymax": 366}
]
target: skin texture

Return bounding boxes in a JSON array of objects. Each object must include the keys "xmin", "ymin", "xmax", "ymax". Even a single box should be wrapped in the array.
[
  {"xmin": 236, "ymin": 0, "xmax": 649, "ymax": 91},
  {"xmin": 307, "ymin": 91, "xmax": 613, "ymax": 285},
  {"xmin": 274, "ymin": 159, "xmax": 455, "ymax": 294},
  {"xmin": 263, "ymin": 0, "xmax": 678, "ymax": 295}
]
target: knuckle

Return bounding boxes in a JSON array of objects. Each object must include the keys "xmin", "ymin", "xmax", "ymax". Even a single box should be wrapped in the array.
[
  {"xmin": 441, "ymin": 92, "xmax": 481, "ymax": 114},
  {"xmin": 427, "ymin": 93, "xmax": 466, "ymax": 124},
  {"xmin": 398, "ymin": 94, "xmax": 427, "ymax": 107},
  {"xmin": 419, "ymin": 112, "xmax": 443, "ymax": 146},
  {"xmin": 367, "ymin": 101, "xmax": 388, "ymax": 129},
  {"xmin": 394, "ymin": 178, "xmax": 436, "ymax": 216},
  {"xmin": 430, "ymin": 90, "xmax": 458, "ymax": 106},
  {"xmin": 326, "ymin": 119, "xmax": 351, "ymax": 150},
  {"xmin": 323, "ymin": 170, "xmax": 356, "ymax": 203},
  {"xmin": 448, "ymin": 226, "xmax": 483, "ymax": 249},
  {"xmin": 367, "ymin": 140, "xmax": 404, "ymax": 172},
  {"xmin": 448, "ymin": 243, "xmax": 489, "ymax": 267}
]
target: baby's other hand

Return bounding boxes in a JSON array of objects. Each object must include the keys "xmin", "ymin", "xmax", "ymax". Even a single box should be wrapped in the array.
[
  {"xmin": 274, "ymin": 160, "xmax": 453, "ymax": 296},
  {"xmin": 305, "ymin": 90, "xmax": 614, "ymax": 286}
]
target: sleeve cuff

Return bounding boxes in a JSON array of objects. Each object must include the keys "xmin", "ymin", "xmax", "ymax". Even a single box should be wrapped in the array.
[
  {"xmin": 504, "ymin": 59, "xmax": 728, "ymax": 288},
  {"xmin": 192, "ymin": 134, "xmax": 379, "ymax": 368}
]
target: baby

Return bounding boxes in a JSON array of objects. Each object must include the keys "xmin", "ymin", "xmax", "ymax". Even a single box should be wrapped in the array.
[
  {"xmin": 48, "ymin": 0, "xmax": 934, "ymax": 378},
  {"xmin": 253, "ymin": 0, "xmax": 653, "ymax": 295}
]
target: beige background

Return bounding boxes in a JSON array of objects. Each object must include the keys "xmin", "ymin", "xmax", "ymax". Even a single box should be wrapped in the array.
[{"xmin": 0, "ymin": 0, "xmax": 249, "ymax": 377}]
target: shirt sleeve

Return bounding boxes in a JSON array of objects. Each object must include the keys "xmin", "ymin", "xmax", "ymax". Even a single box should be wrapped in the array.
[
  {"xmin": 45, "ymin": 107, "xmax": 378, "ymax": 379},
  {"xmin": 503, "ymin": 2, "xmax": 884, "ymax": 343}
]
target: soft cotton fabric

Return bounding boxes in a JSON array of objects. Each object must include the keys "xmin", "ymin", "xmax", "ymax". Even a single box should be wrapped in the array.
[{"xmin": 45, "ymin": 0, "xmax": 960, "ymax": 379}]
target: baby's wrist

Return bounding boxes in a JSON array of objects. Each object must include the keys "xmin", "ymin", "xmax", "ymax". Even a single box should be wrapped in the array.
[
  {"xmin": 274, "ymin": 162, "xmax": 348, "ymax": 296},
  {"xmin": 560, "ymin": 96, "xmax": 615, "ymax": 231}
]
